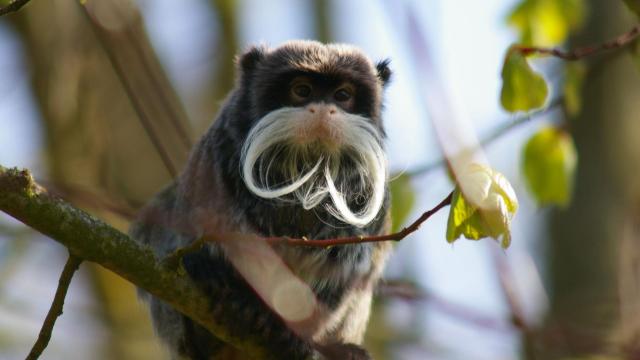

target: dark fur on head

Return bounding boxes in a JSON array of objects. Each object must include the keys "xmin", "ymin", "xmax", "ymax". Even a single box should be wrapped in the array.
[
  {"xmin": 198, "ymin": 40, "xmax": 393, "ymax": 241},
  {"xmin": 133, "ymin": 40, "xmax": 393, "ymax": 360},
  {"xmin": 233, "ymin": 41, "xmax": 391, "ymax": 135}
]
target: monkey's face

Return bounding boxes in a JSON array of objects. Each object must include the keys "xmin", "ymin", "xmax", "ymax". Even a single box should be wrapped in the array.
[{"xmin": 238, "ymin": 41, "xmax": 391, "ymax": 228}]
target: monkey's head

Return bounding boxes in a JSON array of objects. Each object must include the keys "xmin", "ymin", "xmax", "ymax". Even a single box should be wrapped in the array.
[{"xmin": 234, "ymin": 41, "xmax": 392, "ymax": 228}]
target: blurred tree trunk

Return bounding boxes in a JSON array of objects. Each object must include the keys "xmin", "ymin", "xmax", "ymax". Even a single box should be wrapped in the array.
[
  {"xmin": 9, "ymin": 0, "xmax": 189, "ymax": 358},
  {"xmin": 540, "ymin": 1, "xmax": 640, "ymax": 358},
  {"xmin": 192, "ymin": 0, "xmax": 239, "ymax": 134},
  {"xmin": 313, "ymin": 0, "xmax": 332, "ymax": 44},
  {"xmin": 11, "ymin": 1, "xmax": 184, "ymax": 203}
]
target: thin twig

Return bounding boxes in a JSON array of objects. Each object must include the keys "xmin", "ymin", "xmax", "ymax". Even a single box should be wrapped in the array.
[
  {"xmin": 79, "ymin": 4, "xmax": 178, "ymax": 178},
  {"xmin": 514, "ymin": 24, "xmax": 640, "ymax": 61},
  {"xmin": 405, "ymin": 25, "xmax": 640, "ymax": 179},
  {"xmin": 163, "ymin": 193, "xmax": 452, "ymax": 264},
  {"xmin": 378, "ymin": 280, "xmax": 513, "ymax": 332},
  {"xmin": 120, "ymin": 14, "xmax": 193, "ymax": 150},
  {"xmin": 25, "ymin": 254, "xmax": 82, "ymax": 360},
  {"xmin": 490, "ymin": 248, "xmax": 528, "ymax": 331},
  {"xmin": 263, "ymin": 191, "xmax": 453, "ymax": 247},
  {"xmin": 163, "ymin": 236, "xmax": 206, "ymax": 269},
  {"xmin": 0, "ymin": 0, "xmax": 31, "ymax": 16},
  {"xmin": 490, "ymin": 247, "xmax": 540, "ymax": 359},
  {"xmin": 479, "ymin": 97, "xmax": 564, "ymax": 147},
  {"xmin": 406, "ymin": 98, "xmax": 565, "ymax": 177}
]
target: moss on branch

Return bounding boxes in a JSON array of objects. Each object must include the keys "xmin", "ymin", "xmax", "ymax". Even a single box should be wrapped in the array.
[{"xmin": 0, "ymin": 165, "xmax": 270, "ymax": 359}]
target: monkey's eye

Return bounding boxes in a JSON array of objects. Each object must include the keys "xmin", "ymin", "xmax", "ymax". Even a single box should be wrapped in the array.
[
  {"xmin": 292, "ymin": 84, "xmax": 312, "ymax": 99},
  {"xmin": 334, "ymin": 88, "xmax": 352, "ymax": 102}
]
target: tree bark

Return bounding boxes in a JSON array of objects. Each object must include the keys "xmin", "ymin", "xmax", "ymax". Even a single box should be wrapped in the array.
[{"xmin": 541, "ymin": 1, "xmax": 640, "ymax": 357}]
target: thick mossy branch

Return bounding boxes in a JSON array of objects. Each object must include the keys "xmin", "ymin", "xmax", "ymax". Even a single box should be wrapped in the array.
[
  {"xmin": 0, "ymin": 166, "xmax": 271, "ymax": 359},
  {"xmin": 0, "ymin": 0, "xmax": 32, "ymax": 16}
]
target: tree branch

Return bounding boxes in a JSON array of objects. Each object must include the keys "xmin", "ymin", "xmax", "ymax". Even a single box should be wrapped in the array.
[
  {"xmin": 263, "ymin": 191, "xmax": 452, "ymax": 247},
  {"xmin": 377, "ymin": 280, "xmax": 514, "ymax": 332},
  {"xmin": 490, "ymin": 248, "xmax": 529, "ymax": 330},
  {"xmin": 25, "ymin": 253, "xmax": 82, "ymax": 360},
  {"xmin": 163, "ymin": 236, "xmax": 206, "ymax": 269},
  {"xmin": 164, "ymin": 192, "xmax": 452, "ymax": 267},
  {"xmin": 0, "ymin": 166, "xmax": 273, "ymax": 359},
  {"xmin": 514, "ymin": 24, "xmax": 640, "ymax": 60},
  {"xmin": 406, "ymin": 25, "xmax": 639, "ymax": 179},
  {"xmin": 0, "ymin": 0, "xmax": 31, "ymax": 16},
  {"xmin": 406, "ymin": 97, "xmax": 565, "ymax": 177},
  {"xmin": 78, "ymin": 4, "xmax": 179, "ymax": 178},
  {"xmin": 405, "ymin": 24, "xmax": 639, "ymax": 179}
]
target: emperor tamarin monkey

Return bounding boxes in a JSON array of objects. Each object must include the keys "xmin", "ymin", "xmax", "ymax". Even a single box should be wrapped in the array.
[{"xmin": 130, "ymin": 40, "xmax": 393, "ymax": 359}]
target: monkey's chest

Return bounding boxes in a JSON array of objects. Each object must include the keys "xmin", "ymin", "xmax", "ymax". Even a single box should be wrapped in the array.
[
  {"xmin": 242, "ymin": 204, "xmax": 378, "ymax": 308},
  {"xmin": 245, "ymin": 200, "xmax": 378, "ymax": 239}
]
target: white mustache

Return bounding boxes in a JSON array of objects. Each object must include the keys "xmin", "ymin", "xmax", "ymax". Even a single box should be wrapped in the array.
[{"xmin": 240, "ymin": 107, "xmax": 387, "ymax": 228}]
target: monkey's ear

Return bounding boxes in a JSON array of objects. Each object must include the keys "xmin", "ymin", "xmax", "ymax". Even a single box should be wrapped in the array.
[
  {"xmin": 376, "ymin": 59, "xmax": 392, "ymax": 87},
  {"xmin": 237, "ymin": 46, "xmax": 267, "ymax": 75}
]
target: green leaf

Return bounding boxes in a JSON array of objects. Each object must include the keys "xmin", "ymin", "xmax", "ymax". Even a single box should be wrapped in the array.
[
  {"xmin": 564, "ymin": 62, "xmax": 586, "ymax": 118},
  {"xmin": 500, "ymin": 48, "xmax": 549, "ymax": 112},
  {"xmin": 389, "ymin": 173, "xmax": 416, "ymax": 232},
  {"xmin": 446, "ymin": 164, "xmax": 518, "ymax": 249},
  {"xmin": 522, "ymin": 126, "xmax": 577, "ymax": 207},
  {"xmin": 507, "ymin": 0, "xmax": 586, "ymax": 46},
  {"xmin": 624, "ymin": 0, "xmax": 640, "ymax": 18}
]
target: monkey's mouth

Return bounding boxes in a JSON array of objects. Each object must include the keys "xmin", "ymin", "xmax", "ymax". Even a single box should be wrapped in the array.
[{"xmin": 240, "ymin": 107, "xmax": 387, "ymax": 227}]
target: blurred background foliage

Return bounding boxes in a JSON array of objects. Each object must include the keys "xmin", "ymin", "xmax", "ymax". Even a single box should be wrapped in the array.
[{"xmin": 1, "ymin": 0, "xmax": 640, "ymax": 359}]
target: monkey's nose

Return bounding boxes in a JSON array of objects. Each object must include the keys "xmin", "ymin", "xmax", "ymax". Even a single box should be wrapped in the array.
[
  {"xmin": 307, "ymin": 104, "xmax": 338, "ymax": 117},
  {"xmin": 299, "ymin": 104, "xmax": 343, "ymax": 147}
]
